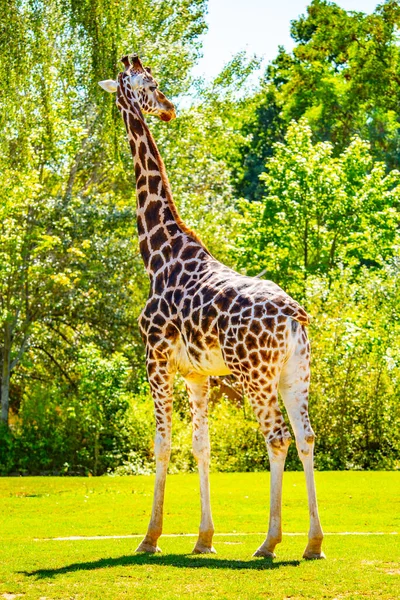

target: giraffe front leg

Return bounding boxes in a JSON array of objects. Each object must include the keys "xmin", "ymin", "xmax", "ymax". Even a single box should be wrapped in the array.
[
  {"xmin": 136, "ymin": 358, "xmax": 174, "ymax": 554},
  {"xmin": 185, "ymin": 375, "xmax": 216, "ymax": 555},
  {"xmin": 135, "ymin": 430, "xmax": 170, "ymax": 553}
]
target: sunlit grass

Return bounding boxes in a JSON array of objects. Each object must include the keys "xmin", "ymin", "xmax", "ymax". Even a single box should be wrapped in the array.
[{"xmin": 1, "ymin": 472, "xmax": 399, "ymax": 599}]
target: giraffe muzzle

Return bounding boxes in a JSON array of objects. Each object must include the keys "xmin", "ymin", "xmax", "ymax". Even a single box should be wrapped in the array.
[{"xmin": 160, "ymin": 110, "xmax": 176, "ymax": 122}]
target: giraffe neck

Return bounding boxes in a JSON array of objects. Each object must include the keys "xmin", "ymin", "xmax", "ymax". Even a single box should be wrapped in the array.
[{"xmin": 117, "ymin": 92, "xmax": 209, "ymax": 276}]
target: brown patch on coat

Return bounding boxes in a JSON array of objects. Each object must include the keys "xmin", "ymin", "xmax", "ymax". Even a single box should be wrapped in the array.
[
  {"xmin": 148, "ymin": 175, "xmax": 162, "ymax": 194},
  {"xmin": 146, "ymin": 200, "xmax": 163, "ymax": 231},
  {"xmin": 151, "ymin": 227, "xmax": 168, "ymax": 250}
]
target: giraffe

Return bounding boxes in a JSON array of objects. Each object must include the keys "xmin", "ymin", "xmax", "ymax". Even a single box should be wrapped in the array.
[{"xmin": 99, "ymin": 54, "xmax": 325, "ymax": 560}]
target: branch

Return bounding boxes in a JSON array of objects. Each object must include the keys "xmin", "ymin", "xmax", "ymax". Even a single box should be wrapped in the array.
[
  {"xmin": 63, "ymin": 111, "xmax": 99, "ymax": 202},
  {"xmin": 10, "ymin": 333, "xmax": 30, "ymax": 371},
  {"xmin": 44, "ymin": 321, "xmax": 76, "ymax": 347},
  {"xmin": 31, "ymin": 344, "xmax": 77, "ymax": 388}
]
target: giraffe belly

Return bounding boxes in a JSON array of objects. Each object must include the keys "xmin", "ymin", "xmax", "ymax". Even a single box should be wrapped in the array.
[{"xmin": 171, "ymin": 338, "xmax": 232, "ymax": 377}]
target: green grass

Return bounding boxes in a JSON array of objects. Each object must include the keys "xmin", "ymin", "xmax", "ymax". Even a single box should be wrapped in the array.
[{"xmin": 1, "ymin": 472, "xmax": 399, "ymax": 599}]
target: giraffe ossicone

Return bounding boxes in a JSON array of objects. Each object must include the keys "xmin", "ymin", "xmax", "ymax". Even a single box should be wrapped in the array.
[{"xmin": 99, "ymin": 54, "xmax": 325, "ymax": 560}]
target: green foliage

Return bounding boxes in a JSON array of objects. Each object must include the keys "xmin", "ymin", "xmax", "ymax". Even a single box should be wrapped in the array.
[
  {"xmin": 0, "ymin": 0, "xmax": 209, "ymax": 427},
  {"xmin": 1, "ymin": 1, "xmax": 399, "ymax": 474},
  {"xmin": 238, "ymin": 0, "xmax": 400, "ymax": 201},
  {"xmin": 209, "ymin": 398, "xmax": 267, "ymax": 472},
  {"xmin": 235, "ymin": 84, "xmax": 285, "ymax": 201},
  {"xmin": 309, "ymin": 267, "xmax": 400, "ymax": 470},
  {"xmin": 1, "ymin": 348, "xmax": 141, "ymax": 475},
  {"xmin": 285, "ymin": 0, "xmax": 400, "ymax": 166},
  {"xmin": 236, "ymin": 119, "xmax": 400, "ymax": 293}
]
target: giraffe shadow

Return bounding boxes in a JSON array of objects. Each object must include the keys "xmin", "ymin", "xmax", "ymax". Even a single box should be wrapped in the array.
[{"xmin": 21, "ymin": 553, "xmax": 301, "ymax": 579}]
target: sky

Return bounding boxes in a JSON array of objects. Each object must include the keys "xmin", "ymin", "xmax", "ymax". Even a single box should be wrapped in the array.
[{"xmin": 193, "ymin": 0, "xmax": 382, "ymax": 81}]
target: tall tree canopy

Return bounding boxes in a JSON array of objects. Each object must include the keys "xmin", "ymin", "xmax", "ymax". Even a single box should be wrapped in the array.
[
  {"xmin": 237, "ymin": 119, "xmax": 400, "ymax": 294},
  {"xmin": 0, "ymin": 0, "xmax": 207, "ymax": 425},
  {"xmin": 237, "ymin": 0, "xmax": 400, "ymax": 201}
]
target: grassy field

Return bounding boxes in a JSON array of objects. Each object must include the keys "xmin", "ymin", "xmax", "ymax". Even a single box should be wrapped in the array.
[{"xmin": 1, "ymin": 472, "xmax": 399, "ymax": 599}]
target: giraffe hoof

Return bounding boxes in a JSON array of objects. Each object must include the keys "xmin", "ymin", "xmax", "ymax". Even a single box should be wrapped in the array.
[
  {"xmin": 135, "ymin": 541, "xmax": 162, "ymax": 554},
  {"xmin": 303, "ymin": 549, "xmax": 326, "ymax": 560},
  {"xmin": 192, "ymin": 543, "xmax": 217, "ymax": 554},
  {"xmin": 253, "ymin": 547, "xmax": 276, "ymax": 558}
]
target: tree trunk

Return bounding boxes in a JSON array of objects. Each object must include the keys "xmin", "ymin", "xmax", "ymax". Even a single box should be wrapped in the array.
[
  {"xmin": 94, "ymin": 429, "xmax": 99, "ymax": 476},
  {"xmin": 1, "ymin": 325, "xmax": 12, "ymax": 426}
]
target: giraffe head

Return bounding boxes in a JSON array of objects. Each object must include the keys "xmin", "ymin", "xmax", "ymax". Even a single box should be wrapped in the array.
[{"xmin": 99, "ymin": 55, "xmax": 176, "ymax": 122}]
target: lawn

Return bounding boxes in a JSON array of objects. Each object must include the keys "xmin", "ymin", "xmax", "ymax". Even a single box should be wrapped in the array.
[{"xmin": 1, "ymin": 472, "xmax": 399, "ymax": 599}]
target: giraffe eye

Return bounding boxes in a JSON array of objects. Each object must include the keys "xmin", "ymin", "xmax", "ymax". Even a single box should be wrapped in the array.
[{"xmin": 149, "ymin": 84, "xmax": 158, "ymax": 92}]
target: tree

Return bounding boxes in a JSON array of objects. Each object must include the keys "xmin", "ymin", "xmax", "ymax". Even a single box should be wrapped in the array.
[
  {"xmin": 237, "ymin": 0, "xmax": 400, "ymax": 201},
  {"xmin": 0, "ymin": 0, "xmax": 208, "ymax": 426},
  {"xmin": 236, "ymin": 119, "xmax": 400, "ymax": 297},
  {"xmin": 308, "ymin": 265, "xmax": 400, "ymax": 469}
]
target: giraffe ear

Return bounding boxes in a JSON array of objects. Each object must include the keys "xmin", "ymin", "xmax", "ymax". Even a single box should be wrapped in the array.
[
  {"xmin": 145, "ymin": 66, "xmax": 152, "ymax": 75},
  {"xmin": 98, "ymin": 79, "xmax": 118, "ymax": 93}
]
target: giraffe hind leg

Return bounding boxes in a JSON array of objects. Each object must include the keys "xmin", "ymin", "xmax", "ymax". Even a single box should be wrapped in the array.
[
  {"xmin": 245, "ymin": 379, "xmax": 291, "ymax": 558},
  {"xmin": 279, "ymin": 327, "xmax": 325, "ymax": 559}
]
